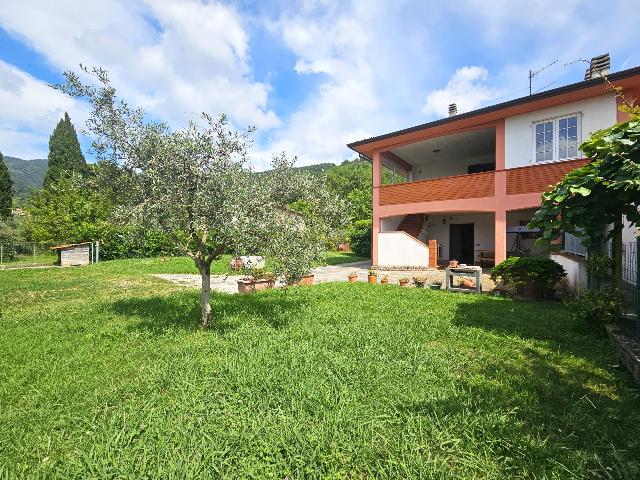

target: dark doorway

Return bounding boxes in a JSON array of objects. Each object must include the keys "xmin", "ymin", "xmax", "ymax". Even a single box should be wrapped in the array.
[{"xmin": 449, "ymin": 223, "xmax": 474, "ymax": 264}]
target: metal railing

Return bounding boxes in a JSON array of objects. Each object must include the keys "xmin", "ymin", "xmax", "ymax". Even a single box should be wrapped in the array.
[
  {"xmin": 621, "ymin": 240, "xmax": 639, "ymax": 338},
  {"xmin": 0, "ymin": 242, "xmax": 57, "ymax": 268}
]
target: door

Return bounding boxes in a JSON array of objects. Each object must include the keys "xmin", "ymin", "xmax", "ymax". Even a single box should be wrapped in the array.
[{"xmin": 449, "ymin": 223, "xmax": 474, "ymax": 264}]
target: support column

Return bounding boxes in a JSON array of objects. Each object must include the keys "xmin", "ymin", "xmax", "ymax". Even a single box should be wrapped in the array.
[
  {"xmin": 494, "ymin": 119, "xmax": 507, "ymax": 266},
  {"xmin": 495, "ymin": 209, "xmax": 507, "ymax": 265},
  {"xmin": 371, "ymin": 151, "xmax": 382, "ymax": 266}
]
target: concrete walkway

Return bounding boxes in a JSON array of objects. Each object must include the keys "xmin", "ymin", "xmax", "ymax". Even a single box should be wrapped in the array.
[{"xmin": 153, "ymin": 260, "xmax": 495, "ymax": 293}]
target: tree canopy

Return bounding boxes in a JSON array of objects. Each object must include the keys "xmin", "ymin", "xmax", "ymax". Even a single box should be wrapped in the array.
[
  {"xmin": 54, "ymin": 66, "xmax": 347, "ymax": 327},
  {"xmin": 0, "ymin": 150, "xmax": 12, "ymax": 218},
  {"xmin": 44, "ymin": 112, "xmax": 86, "ymax": 188}
]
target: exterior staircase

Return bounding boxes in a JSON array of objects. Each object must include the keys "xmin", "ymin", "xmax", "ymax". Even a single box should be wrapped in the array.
[{"xmin": 397, "ymin": 214, "xmax": 428, "ymax": 240}]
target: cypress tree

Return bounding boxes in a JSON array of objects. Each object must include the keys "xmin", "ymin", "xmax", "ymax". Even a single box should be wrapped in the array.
[
  {"xmin": 0, "ymin": 150, "xmax": 13, "ymax": 218},
  {"xmin": 44, "ymin": 112, "xmax": 86, "ymax": 187}
]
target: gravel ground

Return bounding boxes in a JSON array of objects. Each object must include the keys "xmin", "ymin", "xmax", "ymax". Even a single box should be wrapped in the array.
[{"xmin": 153, "ymin": 261, "xmax": 495, "ymax": 293}]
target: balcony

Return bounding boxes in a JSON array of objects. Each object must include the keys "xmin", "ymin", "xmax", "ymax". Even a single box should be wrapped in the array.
[
  {"xmin": 506, "ymin": 158, "xmax": 588, "ymax": 195},
  {"xmin": 377, "ymin": 158, "xmax": 589, "ymax": 208},
  {"xmin": 379, "ymin": 171, "xmax": 495, "ymax": 206}
]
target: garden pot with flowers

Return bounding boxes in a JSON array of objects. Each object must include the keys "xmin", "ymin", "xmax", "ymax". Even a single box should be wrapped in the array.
[
  {"xmin": 380, "ymin": 275, "xmax": 389, "ymax": 285},
  {"xmin": 367, "ymin": 270, "xmax": 377, "ymax": 284},
  {"xmin": 348, "ymin": 271, "xmax": 358, "ymax": 282},
  {"xmin": 429, "ymin": 280, "xmax": 443, "ymax": 290},
  {"xmin": 399, "ymin": 277, "xmax": 410, "ymax": 287},
  {"xmin": 237, "ymin": 268, "xmax": 276, "ymax": 293}
]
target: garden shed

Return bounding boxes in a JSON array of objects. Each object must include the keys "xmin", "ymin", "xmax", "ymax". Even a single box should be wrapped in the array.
[{"xmin": 50, "ymin": 242, "xmax": 92, "ymax": 266}]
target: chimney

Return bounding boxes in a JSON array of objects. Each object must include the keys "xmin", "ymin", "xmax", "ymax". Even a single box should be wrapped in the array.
[
  {"xmin": 584, "ymin": 53, "xmax": 611, "ymax": 80},
  {"xmin": 448, "ymin": 103, "xmax": 457, "ymax": 117}
]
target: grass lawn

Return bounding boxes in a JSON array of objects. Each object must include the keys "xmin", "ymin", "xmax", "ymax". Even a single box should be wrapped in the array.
[{"xmin": 1, "ymin": 258, "xmax": 639, "ymax": 478}]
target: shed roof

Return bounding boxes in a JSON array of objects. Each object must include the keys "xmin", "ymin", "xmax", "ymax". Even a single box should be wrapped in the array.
[{"xmin": 49, "ymin": 242, "xmax": 93, "ymax": 251}]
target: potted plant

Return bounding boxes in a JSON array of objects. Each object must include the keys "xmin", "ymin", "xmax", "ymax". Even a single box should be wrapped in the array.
[
  {"xmin": 456, "ymin": 276, "xmax": 475, "ymax": 289},
  {"xmin": 380, "ymin": 274, "xmax": 389, "ymax": 285},
  {"xmin": 367, "ymin": 269, "xmax": 377, "ymax": 284},
  {"xmin": 399, "ymin": 277, "xmax": 410, "ymax": 287},
  {"xmin": 348, "ymin": 271, "xmax": 358, "ymax": 282},
  {"xmin": 295, "ymin": 272, "xmax": 314, "ymax": 286},
  {"xmin": 449, "ymin": 259, "xmax": 459, "ymax": 268},
  {"xmin": 412, "ymin": 275, "xmax": 428, "ymax": 288},
  {"xmin": 429, "ymin": 280, "xmax": 443, "ymax": 290},
  {"xmin": 237, "ymin": 268, "xmax": 276, "ymax": 293}
]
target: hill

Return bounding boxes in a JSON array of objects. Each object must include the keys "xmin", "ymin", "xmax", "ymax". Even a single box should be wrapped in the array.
[{"xmin": 4, "ymin": 156, "xmax": 48, "ymax": 197}]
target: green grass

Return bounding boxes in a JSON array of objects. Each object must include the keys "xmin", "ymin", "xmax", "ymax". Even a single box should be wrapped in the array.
[
  {"xmin": 0, "ymin": 253, "xmax": 57, "ymax": 268},
  {"xmin": 1, "ymin": 258, "xmax": 639, "ymax": 478}
]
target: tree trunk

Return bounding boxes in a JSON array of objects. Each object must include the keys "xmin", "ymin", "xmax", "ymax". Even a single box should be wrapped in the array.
[
  {"xmin": 612, "ymin": 215, "xmax": 624, "ymax": 291},
  {"xmin": 199, "ymin": 262, "xmax": 212, "ymax": 328}
]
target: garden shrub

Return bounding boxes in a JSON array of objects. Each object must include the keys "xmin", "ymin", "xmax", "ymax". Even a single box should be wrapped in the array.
[
  {"xmin": 491, "ymin": 256, "xmax": 566, "ymax": 299},
  {"xmin": 348, "ymin": 219, "xmax": 371, "ymax": 258},
  {"xmin": 99, "ymin": 227, "xmax": 180, "ymax": 260},
  {"xmin": 566, "ymin": 288, "xmax": 622, "ymax": 334}
]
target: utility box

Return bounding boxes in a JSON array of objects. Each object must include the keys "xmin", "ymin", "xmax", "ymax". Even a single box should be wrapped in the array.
[{"xmin": 50, "ymin": 242, "xmax": 92, "ymax": 266}]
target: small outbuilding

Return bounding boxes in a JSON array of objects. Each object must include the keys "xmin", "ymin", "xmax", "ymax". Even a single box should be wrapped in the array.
[{"xmin": 50, "ymin": 242, "xmax": 93, "ymax": 266}]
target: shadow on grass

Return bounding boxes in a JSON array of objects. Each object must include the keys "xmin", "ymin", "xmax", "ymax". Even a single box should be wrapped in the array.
[
  {"xmin": 397, "ymin": 344, "xmax": 640, "ymax": 476},
  {"xmin": 111, "ymin": 289, "xmax": 307, "ymax": 334},
  {"xmin": 416, "ymin": 296, "xmax": 640, "ymax": 476}
]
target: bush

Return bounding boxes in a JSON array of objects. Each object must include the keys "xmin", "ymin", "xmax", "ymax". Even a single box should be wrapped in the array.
[
  {"xmin": 491, "ymin": 256, "xmax": 566, "ymax": 299},
  {"xmin": 567, "ymin": 288, "xmax": 622, "ymax": 334},
  {"xmin": 348, "ymin": 219, "xmax": 372, "ymax": 258},
  {"xmin": 99, "ymin": 227, "xmax": 180, "ymax": 260}
]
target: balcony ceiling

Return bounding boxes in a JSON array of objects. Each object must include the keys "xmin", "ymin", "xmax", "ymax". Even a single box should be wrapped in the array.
[{"xmin": 391, "ymin": 127, "xmax": 495, "ymax": 166}]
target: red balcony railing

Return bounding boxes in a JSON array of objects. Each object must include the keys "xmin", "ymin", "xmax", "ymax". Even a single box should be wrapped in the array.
[
  {"xmin": 506, "ymin": 158, "xmax": 588, "ymax": 195},
  {"xmin": 377, "ymin": 158, "xmax": 588, "ymax": 207},
  {"xmin": 379, "ymin": 171, "xmax": 495, "ymax": 206}
]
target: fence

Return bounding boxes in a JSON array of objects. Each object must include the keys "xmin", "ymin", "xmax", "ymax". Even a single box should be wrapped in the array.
[
  {"xmin": 621, "ymin": 239, "xmax": 639, "ymax": 338},
  {"xmin": 0, "ymin": 242, "xmax": 58, "ymax": 268},
  {"xmin": 0, "ymin": 241, "xmax": 100, "ymax": 269}
]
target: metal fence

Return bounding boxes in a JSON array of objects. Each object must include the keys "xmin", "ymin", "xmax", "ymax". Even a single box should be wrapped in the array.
[
  {"xmin": 621, "ymin": 239, "xmax": 639, "ymax": 338},
  {"xmin": 0, "ymin": 242, "xmax": 58, "ymax": 268}
]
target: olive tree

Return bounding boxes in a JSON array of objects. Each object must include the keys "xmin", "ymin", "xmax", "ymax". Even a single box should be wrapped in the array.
[{"xmin": 55, "ymin": 66, "xmax": 347, "ymax": 327}]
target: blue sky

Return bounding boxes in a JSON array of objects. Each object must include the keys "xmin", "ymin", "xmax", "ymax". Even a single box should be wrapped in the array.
[{"xmin": 0, "ymin": 0, "xmax": 638, "ymax": 168}]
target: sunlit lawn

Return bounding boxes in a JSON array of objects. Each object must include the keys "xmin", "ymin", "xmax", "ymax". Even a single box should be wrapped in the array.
[{"xmin": 1, "ymin": 257, "xmax": 639, "ymax": 478}]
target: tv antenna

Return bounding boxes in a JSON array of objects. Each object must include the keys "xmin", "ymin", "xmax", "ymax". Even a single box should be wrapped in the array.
[{"xmin": 529, "ymin": 59, "xmax": 558, "ymax": 95}]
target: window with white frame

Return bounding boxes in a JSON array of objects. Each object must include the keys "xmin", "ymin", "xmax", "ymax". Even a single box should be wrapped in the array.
[{"xmin": 533, "ymin": 114, "xmax": 581, "ymax": 162}]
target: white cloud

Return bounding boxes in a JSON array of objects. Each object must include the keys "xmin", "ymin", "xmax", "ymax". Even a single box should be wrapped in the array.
[
  {"xmin": 257, "ymin": 1, "xmax": 440, "ymax": 167},
  {"xmin": 0, "ymin": 0, "xmax": 279, "ymax": 159},
  {"xmin": 422, "ymin": 66, "xmax": 505, "ymax": 117},
  {"xmin": 0, "ymin": 60, "xmax": 89, "ymax": 159}
]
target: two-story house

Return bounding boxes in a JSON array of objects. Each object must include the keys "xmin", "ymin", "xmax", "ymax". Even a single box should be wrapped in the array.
[{"xmin": 347, "ymin": 57, "xmax": 640, "ymax": 270}]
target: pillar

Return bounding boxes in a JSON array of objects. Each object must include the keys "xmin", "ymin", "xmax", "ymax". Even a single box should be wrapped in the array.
[
  {"xmin": 494, "ymin": 119, "xmax": 507, "ymax": 265},
  {"xmin": 428, "ymin": 239, "xmax": 438, "ymax": 268},
  {"xmin": 495, "ymin": 209, "xmax": 507, "ymax": 265},
  {"xmin": 371, "ymin": 151, "xmax": 382, "ymax": 266}
]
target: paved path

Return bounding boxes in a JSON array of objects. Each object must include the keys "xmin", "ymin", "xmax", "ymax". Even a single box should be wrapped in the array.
[{"xmin": 153, "ymin": 260, "xmax": 495, "ymax": 293}]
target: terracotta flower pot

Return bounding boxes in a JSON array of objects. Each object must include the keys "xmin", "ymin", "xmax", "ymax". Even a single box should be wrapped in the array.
[
  {"xmin": 237, "ymin": 278, "xmax": 275, "ymax": 293},
  {"xmin": 381, "ymin": 278, "xmax": 389, "ymax": 285},
  {"xmin": 296, "ymin": 274, "xmax": 314, "ymax": 286},
  {"xmin": 367, "ymin": 275, "xmax": 377, "ymax": 284},
  {"xmin": 462, "ymin": 279, "xmax": 475, "ymax": 289},
  {"xmin": 449, "ymin": 260, "xmax": 459, "ymax": 268},
  {"xmin": 399, "ymin": 279, "xmax": 409, "ymax": 287},
  {"xmin": 348, "ymin": 274, "xmax": 358, "ymax": 283}
]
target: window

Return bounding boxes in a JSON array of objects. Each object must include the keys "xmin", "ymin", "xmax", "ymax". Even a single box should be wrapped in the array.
[
  {"xmin": 535, "ymin": 121, "xmax": 554, "ymax": 162},
  {"xmin": 558, "ymin": 115, "xmax": 578, "ymax": 159},
  {"xmin": 467, "ymin": 162, "xmax": 496, "ymax": 174},
  {"xmin": 533, "ymin": 114, "xmax": 581, "ymax": 162}
]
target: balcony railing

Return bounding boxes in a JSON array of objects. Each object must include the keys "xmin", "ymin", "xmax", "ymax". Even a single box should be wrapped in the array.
[
  {"xmin": 506, "ymin": 158, "xmax": 588, "ymax": 195},
  {"xmin": 379, "ymin": 171, "xmax": 495, "ymax": 206},
  {"xmin": 377, "ymin": 158, "xmax": 589, "ymax": 206}
]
